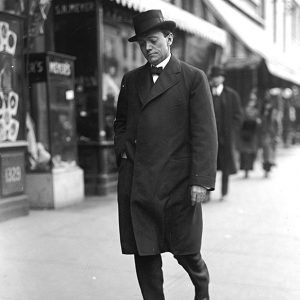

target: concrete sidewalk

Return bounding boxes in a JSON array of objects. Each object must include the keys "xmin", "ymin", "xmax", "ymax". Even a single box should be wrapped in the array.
[{"xmin": 1, "ymin": 145, "xmax": 300, "ymax": 300}]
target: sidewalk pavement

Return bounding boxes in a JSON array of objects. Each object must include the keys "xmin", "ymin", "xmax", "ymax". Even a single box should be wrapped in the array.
[{"xmin": 1, "ymin": 145, "xmax": 300, "ymax": 300}]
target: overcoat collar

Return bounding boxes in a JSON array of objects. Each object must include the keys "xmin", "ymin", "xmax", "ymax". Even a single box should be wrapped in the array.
[{"xmin": 137, "ymin": 55, "xmax": 181, "ymax": 108}]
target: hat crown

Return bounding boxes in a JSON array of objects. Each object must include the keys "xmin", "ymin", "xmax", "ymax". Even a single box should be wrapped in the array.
[
  {"xmin": 133, "ymin": 10, "xmax": 165, "ymax": 36},
  {"xmin": 128, "ymin": 9, "xmax": 176, "ymax": 42},
  {"xmin": 209, "ymin": 66, "xmax": 225, "ymax": 77},
  {"xmin": 133, "ymin": 9, "xmax": 164, "ymax": 25}
]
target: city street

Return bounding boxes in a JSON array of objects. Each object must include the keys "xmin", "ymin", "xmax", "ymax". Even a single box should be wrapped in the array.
[{"xmin": 1, "ymin": 145, "xmax": 300, "ymax": 300}]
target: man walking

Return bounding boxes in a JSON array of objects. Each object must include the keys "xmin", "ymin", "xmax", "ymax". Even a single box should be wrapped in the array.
[
  {"xmin": 209, "ymin": 66, "xmax": 243, "ymax": 200},
  {"xmin": 114, "ymin": 10, "xmax": 218, "ymax": 300}
]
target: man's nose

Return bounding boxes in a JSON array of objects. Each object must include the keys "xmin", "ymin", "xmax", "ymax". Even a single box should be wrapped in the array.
[{"xmin": 145, "ymin": 41, "xmax": 152, "ymax": 50}]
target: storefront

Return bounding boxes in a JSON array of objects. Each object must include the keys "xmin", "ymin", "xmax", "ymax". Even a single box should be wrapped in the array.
[
  {"xmin": 52, "ymin": 0, "xmax": 226, "ymax": 195},
  {"xmin": 204, "ymin": 0, "xmax": 300, "ymax": 107},
  {"xmin": 0, "ymin": 10, "xmax": 28, "ymax": 221}
]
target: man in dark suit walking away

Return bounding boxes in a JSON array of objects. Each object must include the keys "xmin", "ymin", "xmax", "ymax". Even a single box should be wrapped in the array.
[
  {"xmin": 114, "ymin": 10, "xmax": 218, "ymax": 300},
  {"xmin": 208, "ymin": 66, "xmax": 243, "ymax": 201}
]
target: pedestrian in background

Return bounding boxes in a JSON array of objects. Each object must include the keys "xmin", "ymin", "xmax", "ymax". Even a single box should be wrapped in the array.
[
  {"xmin": 281, "ymin": 88, "xmax": 292, "ymax": 147},
  {"xmin": 209, "ymin": 66, "xmax": 243, "ymax": 200},
  {"xmin": 281, "ymin": 88, "xmax": 296, "ymax": 146},
  {"xmin": 239, "ymin": 90, "xmax": 261, "ymax": 178},
  {"xmin": 114, "ymin": 9, "xmax": 218, "ymax": 300},
  {"xmin": 260, "ymin": 89, "xmax": 280, "ymax": 178}
]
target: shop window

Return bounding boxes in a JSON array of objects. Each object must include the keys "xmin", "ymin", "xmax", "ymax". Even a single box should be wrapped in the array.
[
  {"xmin": 102, "ymin": 55, "xmax": 119, "ymax": 140},
  {"xmin": 0, "ymin": 0, "xmax": 27, "ymax": 16},
  {"xmin": 27, "ymin": 53, "xmax": 77, "ymax": 170},
  {"xmin": 0, "ymin": 12, "xmax": 25, "ymax": 143},
  {"xmin": 54, "ymin": 7, "xmax": 99, "ymax": 142},
  {"xmin": 102, "ymin": 24, "xmax": 122, "ymax": 141},
  {"xmin": 102, "ymin": 22, "xmax": 148, "ymax": 141}
]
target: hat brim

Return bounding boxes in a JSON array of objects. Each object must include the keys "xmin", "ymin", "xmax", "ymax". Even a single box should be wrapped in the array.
[
  {"xmin": 209, "ymin": 72, "xmax": 225, "ymax": 78},
  {"xmin": 128, "ymin": 20, "xmax": 176, "ymax": 42}
]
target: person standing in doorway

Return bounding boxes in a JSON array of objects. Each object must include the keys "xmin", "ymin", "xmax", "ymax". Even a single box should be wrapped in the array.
[
  {"xmin": 114, "ymin": 10, "xmax": 218, "ymax": 300},
  {"xmin": 209, "ymin": 66, "xmax": 243, "ymax": 200}
]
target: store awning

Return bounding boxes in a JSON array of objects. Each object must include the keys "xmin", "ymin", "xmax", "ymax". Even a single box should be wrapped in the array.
[
  {"xmin": 205, "ymin": 0, "xmax": 300, "ymax": 85},
  {"xmin": 111, "ymin": 0, "xmax": 227, "ymax": 47}
]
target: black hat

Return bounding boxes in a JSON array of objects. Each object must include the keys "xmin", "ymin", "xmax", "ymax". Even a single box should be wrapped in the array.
[
  {"xmin": 209, "ymin": 66, "xmax": 225, "ymax": 78},
  {"xmin": 128, "ymin": 10, "xmax": 176, "ymax": 42}
]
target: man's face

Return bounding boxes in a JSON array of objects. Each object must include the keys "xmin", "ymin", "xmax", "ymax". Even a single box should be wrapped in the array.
[
  {"xmin": 210, "ymin": 75, "xmax": 225, "ymax": 87},
  {"xmin": 137, "ymin": 30, "xmax": 173, "ymax": 66}
]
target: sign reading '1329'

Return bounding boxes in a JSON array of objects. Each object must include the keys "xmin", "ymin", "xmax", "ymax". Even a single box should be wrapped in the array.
[{"xmin": 0, "ymin": 152, "xmax": 25, "ymax": 197}]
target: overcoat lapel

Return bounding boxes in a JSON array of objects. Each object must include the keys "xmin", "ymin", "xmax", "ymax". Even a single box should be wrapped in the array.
[
  {"xmin": 221, "ymin": 89, "xmax": 230, "ymax": 126},
  {"xmin": 137, "ymin": 63, "xmax": 153, "ymax": 105},
  {"xmin": 138, "ymin": 55, "xmax": 181, "ymax": 109}
]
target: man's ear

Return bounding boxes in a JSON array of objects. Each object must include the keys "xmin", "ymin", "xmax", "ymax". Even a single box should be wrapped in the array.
[{"xmin": 167, "ymin": 33, "xmax": 174, "ymax": 46}]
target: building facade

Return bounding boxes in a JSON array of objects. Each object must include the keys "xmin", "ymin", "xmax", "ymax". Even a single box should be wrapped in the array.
[
  {"xmin": 0, "ymin": 0, "xmax": 85, "ymax": 221},
  {"xmin": 201, "ymin": 0, "xmax": 300, "ymax": 105}
]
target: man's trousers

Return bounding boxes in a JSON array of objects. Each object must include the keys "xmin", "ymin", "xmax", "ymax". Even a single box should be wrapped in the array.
[{"xmin": 134, "ymin": 253, "xmax": 209, "ymax": 300}]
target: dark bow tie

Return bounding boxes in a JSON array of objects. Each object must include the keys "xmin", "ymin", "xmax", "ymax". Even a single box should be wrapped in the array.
[{"xmin": 150, "ymin": 65, "xmax": 163, "ymax": 75}]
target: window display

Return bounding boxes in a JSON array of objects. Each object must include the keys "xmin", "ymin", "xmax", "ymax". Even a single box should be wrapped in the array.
[
  {"xmin": 102, "ymin": 21, "xmax": 146, "ymax": 140},
  {"xmin": 0, "ymin": 12, "xmax": 25, "ymax": 142},
  {"xmin": 53, "ymin": 1, "xmax": 99, "ymax": 142},
  {"xmin": 27, "ymin": 52, "xmax": 77, "ymax": 170}
]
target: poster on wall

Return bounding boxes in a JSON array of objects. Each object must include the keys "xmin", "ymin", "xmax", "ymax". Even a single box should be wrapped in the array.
[{"xmin": 0, "ymin": 13, "xmax": 24, "ymax": 142}]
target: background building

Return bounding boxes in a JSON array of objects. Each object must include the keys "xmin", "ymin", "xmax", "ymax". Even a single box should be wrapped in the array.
[{"xmin": 202, "ymin": 0, "xmax": 300, "ymax": 106}]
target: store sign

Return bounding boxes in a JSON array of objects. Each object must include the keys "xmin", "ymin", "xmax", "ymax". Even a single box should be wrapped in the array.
[
  {"xmin": 28, "ymin": 53, "xmax": 74, "ymax": 81},
  {"xmin": 54, "ymin": 1, "xmax": 95, "ymax": 15},
  {"xmin": 27, "ymin": 54, "xmax": 47, "ymax": 82},
  {"xmin": 0, "ymin": 152, "xmax": 25, "ymax": 197},
  {"xmin": 49, "ymin": 61, "xmax": 72, "ymax": 76}
]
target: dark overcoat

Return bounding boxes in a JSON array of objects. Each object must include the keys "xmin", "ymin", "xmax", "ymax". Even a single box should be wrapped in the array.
[
  {"xmin": 239, "ymin": 116, "xmax": 260, "ymax": 154},
  {"xmin": 114, "ymin": 55, "xmax": 218, "ymax": 256},
  {"xmin": 212, "ymin": 86, "xmax": 243, "ymax": 175}
]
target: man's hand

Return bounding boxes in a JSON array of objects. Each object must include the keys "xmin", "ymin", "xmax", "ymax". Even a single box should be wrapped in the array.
[{"xmin": 190, "ymin": 185, "xmax": 207, "ymax": 206}]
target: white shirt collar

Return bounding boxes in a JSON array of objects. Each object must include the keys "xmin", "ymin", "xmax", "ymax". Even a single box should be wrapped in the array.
[
  {"xmin": 213, "ymin": 84, "xmax": 224, "ymax": 96},
  {"xmin": 155, "ymin": 53, "xmax": 171, "ymax": 69}
]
